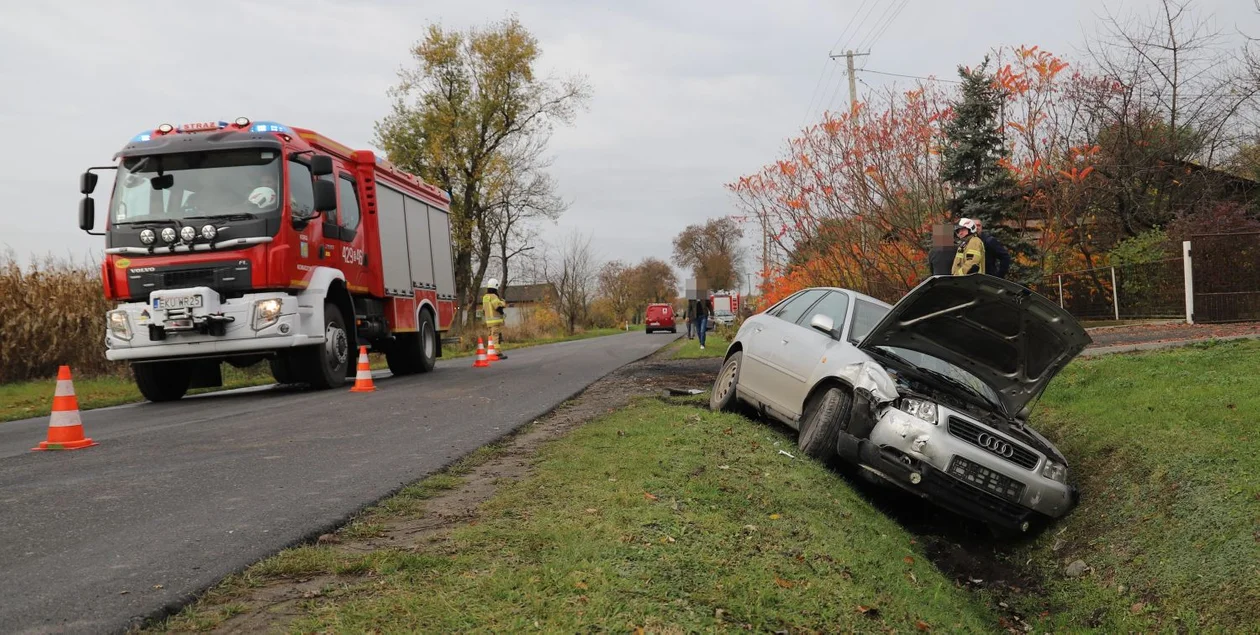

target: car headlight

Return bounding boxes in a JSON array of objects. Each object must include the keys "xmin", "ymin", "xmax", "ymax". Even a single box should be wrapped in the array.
[
  {"xmin": 180, "ymin": 225, "xmax": 197, "ymax": 242},
  {"xmin": 898, "ymin": 397, "xmax": 938, "ymax": 424},
  {"xmin": 252, "ymin": 298, "xmax": 283, "ymax": 331},
  {"xmin": 139, "ymin": 229, "xmax": 156, "ymax": 245},
  {"xmin": 107, "ymin": 310, "xmax": 133, "ymax": 341},
  {"xmin": 160, "ymin": 227, "xmax": 177, "ymax": 243},
  {"xmin": 1041, "ymin": 460, "xmax": 1068, "ymax": 484},
  {"xmin": 201, "ymin": 224, "xmax": 218, "ymax": 241}
]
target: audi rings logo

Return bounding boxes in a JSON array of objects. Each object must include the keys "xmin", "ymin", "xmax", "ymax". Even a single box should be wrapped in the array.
[{"xmin": 976, "ymin": 433, "xmax": 1014, "ymax": 457}]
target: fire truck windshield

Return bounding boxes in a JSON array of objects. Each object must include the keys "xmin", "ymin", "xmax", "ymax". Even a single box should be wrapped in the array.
[{"xmin": 110, "ymin": 149, "xmax": 281, "ymax": 224}]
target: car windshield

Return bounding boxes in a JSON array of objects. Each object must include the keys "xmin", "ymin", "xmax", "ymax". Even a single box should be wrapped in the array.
[
  {"xmin": 848, "ymin": 298, "xmax": 1002, "ymax": 409},
  {"xmin": 110, "ymin": 149, "xmax": 281, "ymax": 224}
]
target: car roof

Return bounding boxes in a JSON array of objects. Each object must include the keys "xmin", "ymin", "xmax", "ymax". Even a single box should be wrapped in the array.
[{"xmin": 787, "ymin": 287, "xmax": 893, "ymax": 309}]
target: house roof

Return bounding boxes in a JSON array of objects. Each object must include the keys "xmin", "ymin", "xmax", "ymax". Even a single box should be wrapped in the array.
[{"xmin": 479, "ymin": 283, "xmax": 556, "ymax": 303}]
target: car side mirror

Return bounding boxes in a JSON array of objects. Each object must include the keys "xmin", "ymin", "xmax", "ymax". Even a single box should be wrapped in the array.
[
  {"xmin": 80, "ymin": 171, "xmax": 98, "ymax": 195},
  {"xmin": 809, "ymin": 314, "xmax": 837, "ymax": 338},
  {"xmin": 79, "ymin": 197, "xmax": 95, "ymax": 231},
  {"xmin": 310, "ymin": 155, "xmax": 333, "ymax": 177},
  {"xmin": 313, "ymin": 179, "xmax": 337, "ymax": 212}
]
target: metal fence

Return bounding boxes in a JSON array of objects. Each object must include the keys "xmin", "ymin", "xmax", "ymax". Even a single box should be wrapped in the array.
[
  {"xmin": 1190, "ymin": 233, "xmax": 1260, "ymax": 323},
  {"xmin": 1030, "ymin": 257, "xmax": 1188, "ymax": 322}
]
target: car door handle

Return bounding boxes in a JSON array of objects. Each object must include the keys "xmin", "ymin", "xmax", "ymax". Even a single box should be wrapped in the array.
[
  {"xmin": 754, "ymin": 327, "xmax": 764, "ymax": 333},
  {"xmin": 781, "ymin": 339, "xmax": 790, "ymax": 345}
]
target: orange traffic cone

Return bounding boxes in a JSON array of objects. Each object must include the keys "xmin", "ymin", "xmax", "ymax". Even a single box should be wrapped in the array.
[
  {"xmin": 473, "ymin": 338, "xmax": 490, "ymax": 368},
  {"xmin": 33, "ymin": 366, "xmax": 97, "ymax": 451},
  {"xmin": 486, "ymin": 337, "xmax": 501, "ymax": 362},
  {"xmin": 349, "ymin": 346, "xmax": 377, "ymax": 393}
]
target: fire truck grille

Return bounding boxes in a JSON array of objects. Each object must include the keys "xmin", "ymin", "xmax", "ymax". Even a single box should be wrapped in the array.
[{"xmin": 126, "ymin": 262, "xmax": 253, "ymax": 299}]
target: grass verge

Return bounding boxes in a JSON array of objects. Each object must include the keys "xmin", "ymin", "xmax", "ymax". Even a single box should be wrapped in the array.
[
  {"xmin": 1014, "ymin": 339, "xmax": 1260, "ymax": 631},
  {"xmin": 159, "ymin": 397, "xmax": 996, "ymax": 633},
  {"xmin": 669, "ymin": 332, "xmax": 730, "ymax": 359}
]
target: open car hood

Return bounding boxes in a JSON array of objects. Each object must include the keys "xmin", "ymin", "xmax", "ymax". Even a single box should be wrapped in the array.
[{"xmin": 859, "ymin": 275, "xmax": 1092, "ymax": 417}]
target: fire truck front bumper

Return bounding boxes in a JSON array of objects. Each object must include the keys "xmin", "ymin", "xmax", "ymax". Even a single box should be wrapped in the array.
[{"xmin": 104, "ymin": 289, "xmax": 320, "ymax": 362}]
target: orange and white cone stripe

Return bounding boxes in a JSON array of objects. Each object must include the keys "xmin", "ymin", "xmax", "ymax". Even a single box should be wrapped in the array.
[
  {"xmin": 33, "ymin": 365, "xmax": 97, "ymax": 451},
  {"xmin": 486, "ymin": 337, "xmax": 500, "ymax": 362},
  {"xmin": 350, "ymin": 346, "xmax": 376, "ymax": 392},
  {"xmin": 473, "ymin": 338, "xmax": 490, "ymax": 368}
]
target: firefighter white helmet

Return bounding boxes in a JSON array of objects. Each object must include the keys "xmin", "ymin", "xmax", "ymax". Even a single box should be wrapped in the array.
[
  {"xmin": 956, "ymin": 218, "xmax": 979, "ymax": 235},
  {"xmin": 486, "ymin": 278, "xmax": 500, "ymax": 290},
  {"xmin": 248, "ymin": 186, "xmax": 277, "ymax": 209}
]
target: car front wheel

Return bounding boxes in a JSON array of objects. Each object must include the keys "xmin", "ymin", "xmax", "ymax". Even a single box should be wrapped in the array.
[
  {"xmin": 710, "ymin": 351, "xmax": 742, "ymax": 412},
  {"xmin": 798, "ymin": 386, "xmax": 852, "ymax": 463}
]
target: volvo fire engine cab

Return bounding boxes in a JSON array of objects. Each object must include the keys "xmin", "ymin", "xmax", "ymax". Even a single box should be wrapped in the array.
[{"xmin": 78, "ymin": 117, "xmax": 458, "ymax": 402}]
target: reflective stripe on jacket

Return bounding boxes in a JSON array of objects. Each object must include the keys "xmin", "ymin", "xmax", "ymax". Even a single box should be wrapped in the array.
[
  {"xmin": 482, "ymin": 293, "xmax": 506, "ymax": 326},
  {"xmin": 951, "ymin": 235, "xmax": 986, "ymax": 276}
]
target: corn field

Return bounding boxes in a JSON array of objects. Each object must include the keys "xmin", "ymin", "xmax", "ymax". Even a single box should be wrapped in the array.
[{"xmin": 0, "ymin": 253, "xmax": 116, "ymax": 383}]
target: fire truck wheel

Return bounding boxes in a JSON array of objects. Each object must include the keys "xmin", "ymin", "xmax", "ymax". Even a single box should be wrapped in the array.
[
  {"xmin": 133, "ymin": 361, "xmax": 191, "ymax": 402},
  {"xmin": 385, "ymin": 310, "xmax": 437, "ymax": 375},
  {"xmin": 416, "ymin": 310, "xmax": 437, "ymax": 373},
  {"xmin": 302, "ymin": 302, "xmax": 350, "ymax": 389},
  {"xmin": 268, "ymin": 354, "xmax": 299, "ymax": 384}
]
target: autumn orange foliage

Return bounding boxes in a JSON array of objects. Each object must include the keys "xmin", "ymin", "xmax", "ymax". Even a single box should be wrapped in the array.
[{"xmin": 731, "ymin": 45, "xmax": 1114, "ymax": 305}]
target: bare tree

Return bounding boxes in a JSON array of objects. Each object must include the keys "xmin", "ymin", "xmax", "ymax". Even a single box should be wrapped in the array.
[
  {"xmin": 487, "ymin": 139, "xmax": 567, "ymax": 289},
  {"xmin": 672, "ymin": 218, "xmax": 746, "ymax": 290},
  {"xmin": 546, "ymin": 232, "xmax": 599, "ymax": 334},
  {"xmin": 597, "ymin": 260, "xmax": 635, "ymax": 324}
]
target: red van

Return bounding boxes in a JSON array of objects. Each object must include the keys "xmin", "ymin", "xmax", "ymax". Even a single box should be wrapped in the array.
[{"xmin": 645, "ymin": 303, "xmax": 677, "ymax": 334}]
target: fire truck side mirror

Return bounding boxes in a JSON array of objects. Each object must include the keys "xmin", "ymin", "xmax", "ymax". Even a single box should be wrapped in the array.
[
  {"xmin": 80, "ymin": 171, "xmax": 98, "ymax": 195},
  {"xmin": 310, "ymin": 155, "xmax": 333, "ymax": 177},
  {"xmin": 79, "ymin": 197, "xmax": 96, "ymax": 231},
  {"xmin": 313, "ymin": 179, "xmax": 337, "ymax": 213}
]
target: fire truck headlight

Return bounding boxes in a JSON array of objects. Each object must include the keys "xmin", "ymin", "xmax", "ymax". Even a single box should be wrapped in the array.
[
  {"xmin": 234, "ymin": 117, "xmax": 250, "ymax": 127},
  {"xmin": 108, "ymin": 310, "xmax": 133, "ymax": 341},
  {"xmin": 252, "ymin": 299, "xmax": 283, "ymax": 331},
  {"xmin": 200, "ymin": 224, "xmax": 218, "ymax": 241},
  {"xmin": 179, "ymin": 226, "xmax": 197, "ymax": 243},
  {"xmin": 160, "ymin": 227, "xmax": 177, "ymax": 244},
  {"xmin": 157, "ymin": 123, "xmax": 174, "ymax": 134},
  {"xmin": 139, "ymin": 229, "xmax": 156, "ymax": 245}
]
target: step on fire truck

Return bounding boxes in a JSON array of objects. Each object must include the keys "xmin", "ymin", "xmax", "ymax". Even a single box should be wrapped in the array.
[{"xmin": 78, "ymin": 117, "xmax": 458, "ymax": 402}]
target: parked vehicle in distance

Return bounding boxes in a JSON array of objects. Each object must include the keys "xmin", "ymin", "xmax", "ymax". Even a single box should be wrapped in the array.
[
  {"xmin": 709, "ymin": 275, "xmax": 1091, "ymax": 536},
  {"xmin": 711, "ymin": 291, "xmax": 740, "ymax": 327},
  {"xmin": 645, "ymin": 303, "xmax": 676, "ymax": 334}
]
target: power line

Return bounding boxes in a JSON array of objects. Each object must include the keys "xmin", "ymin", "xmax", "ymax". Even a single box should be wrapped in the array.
[
  {"xmin": 801, "ymin": 0, "xmax": 875, "ymax": 128},
  {"xmin": 858, "ymin": 0, "xmax": 910, "ymax": 52},
  {"xmin": 854, "ymin": 0, "xmax": 902, "ymax": 53},
  {"xmin": 829, "ymin": 0, "xmax": 873, "ymax": 55},
  {"xmin": 861, "ymin": 68, "xmax": 963, "ymax": 84}
]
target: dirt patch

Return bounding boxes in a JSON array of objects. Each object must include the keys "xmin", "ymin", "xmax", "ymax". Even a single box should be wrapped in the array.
[
  {"xmin": 188, "ymin": 353, "xmax": 723, "ymax": 633},
  {"xmin": 1086, "ymin": 321, "xmax": 1260, "ymax": 347}
]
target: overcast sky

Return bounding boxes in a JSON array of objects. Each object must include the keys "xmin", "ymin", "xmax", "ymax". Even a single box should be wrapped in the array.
[{"xmin": 0, "ymin": 0, "xmax": 1254, "ymax": 291}]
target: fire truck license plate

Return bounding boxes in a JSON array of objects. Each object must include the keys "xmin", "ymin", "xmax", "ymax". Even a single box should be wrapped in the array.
[{"xmin": 154, "ymin": 295, "xmax": 204, "ymax": 310}]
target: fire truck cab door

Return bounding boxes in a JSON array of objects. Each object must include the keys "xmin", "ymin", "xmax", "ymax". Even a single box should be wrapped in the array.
[{"xmin": 319, "ymin": 171, "xmax": 369, "ymax": 289}]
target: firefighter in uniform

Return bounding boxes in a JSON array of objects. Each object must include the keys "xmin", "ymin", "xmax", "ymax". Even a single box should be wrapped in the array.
[
  {"xmin": 951, "ymin": 218, "xmax": 986, "ymax": 276},
  {"xmin": 482, "ymin": 278, "xmax": 508, "ymax": 360}
]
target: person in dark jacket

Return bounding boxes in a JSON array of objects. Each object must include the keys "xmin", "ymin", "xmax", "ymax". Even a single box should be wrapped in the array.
[
  {"xmin": 694, "ymin": 296, "xmax": 713, "ymax": 349},
  {"xmin": 974, "ymin": 220, "xmax": 1012, "ymax": 279},
  {"xmin": 928, "ymin": 223, "xmax": 955, "ymax": 276}
]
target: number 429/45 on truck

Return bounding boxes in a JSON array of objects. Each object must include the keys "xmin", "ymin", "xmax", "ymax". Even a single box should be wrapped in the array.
[{"xmin": 78, "ymin": 117, "xmax": 458, "ymax": 402}]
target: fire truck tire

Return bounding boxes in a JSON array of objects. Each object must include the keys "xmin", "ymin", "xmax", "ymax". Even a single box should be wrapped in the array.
[
  {"xmin": 386, "ymin": 310, "xmax": 437, "ymax": 375},
  {"xmin": 301, "ymin": 302, "xmax": 350, "ymax": 390},
  {"xmin": 268, "ymin": 353, "xmax": 300, "ymax": 385},
  {"xmin": 133, "ymin": 361, "xmax": 191, "ymax": 402}
]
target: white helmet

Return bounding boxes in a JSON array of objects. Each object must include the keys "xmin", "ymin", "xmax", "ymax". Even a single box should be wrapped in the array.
[
  {"xmin": 486, "ymin": 278, "xmax": 500, "ymax": 290},
  {"xmin": 956, "ymin": 218, "xmax": 979, "ymax": 235},
  {"xmin": 248, "ymin": 186, "xmax": 277, "ymax": 209}
]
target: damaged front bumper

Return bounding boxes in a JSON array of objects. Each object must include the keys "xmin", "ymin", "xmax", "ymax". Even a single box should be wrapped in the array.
[{"xmin": 839, "ymin": 392, "xmax": 1079, "ymax": 531}]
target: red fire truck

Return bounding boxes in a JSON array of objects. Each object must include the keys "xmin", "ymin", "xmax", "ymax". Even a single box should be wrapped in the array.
[
  {"xmin": 78, "ymin": 117, "xmax": 457, "ymax": 402},
  {"xmin": 710, "ymin": 290, "xmax": 740, "ymax": 327}
]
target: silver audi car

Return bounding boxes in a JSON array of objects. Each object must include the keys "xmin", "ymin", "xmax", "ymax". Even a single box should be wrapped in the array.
[{"xmin": 709, "ymin": 275, "xmax": 1090, "ymax": 535}]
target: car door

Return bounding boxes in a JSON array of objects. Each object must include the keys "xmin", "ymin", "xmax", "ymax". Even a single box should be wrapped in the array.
[
  {"xmin": 763, "ymin": 291, "xmax": 851, "ymax": 422},
  {"xmin": 738, "ymin": 289, "xmax": 828, "ymax": 415}
]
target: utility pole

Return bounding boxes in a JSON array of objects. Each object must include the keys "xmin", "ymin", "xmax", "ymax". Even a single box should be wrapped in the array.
[{"xmin": 829, "ymin": 50, "xmax": 870, "ymax": 114}]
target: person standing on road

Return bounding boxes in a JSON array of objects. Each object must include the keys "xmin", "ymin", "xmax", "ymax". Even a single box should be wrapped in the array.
[
  {"xmin": 482, "ymin": 279, "xmax": 508, "ymax": 360},
  {"xmin": 951, "ymin": 218, "xmax": 986, "ymax": 276},
  {"xmin": 928, "ymin": 222, "xmax": 955, "ymax": 276},
  {"xmin": 973, "ymin": 219, "xmax": 1012, "ymax": 279},
  {"xmin": 694, "ymin": 295, "xmax": 713, "ymax": 349}
]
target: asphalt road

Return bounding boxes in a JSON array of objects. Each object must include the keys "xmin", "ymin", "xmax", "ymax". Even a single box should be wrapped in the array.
[{"xmin": 0, "ymin": 331, "xmax": 678, "ymax": 634}]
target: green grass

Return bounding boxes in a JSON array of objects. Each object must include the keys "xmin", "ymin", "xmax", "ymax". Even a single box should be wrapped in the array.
[
  {"xmin": 162, "ymin": 397, "xmax": 997, "ymax": 633},
  {"xmin": 1014, "ymin": 339, "xmax": 1260, "ymax": 632},
  {"xmin": 670, "ymin": 332, "xmax": 730, "ymax": 359}
]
